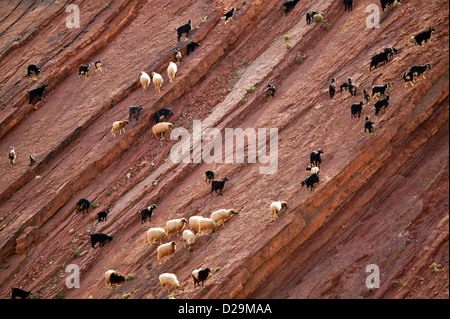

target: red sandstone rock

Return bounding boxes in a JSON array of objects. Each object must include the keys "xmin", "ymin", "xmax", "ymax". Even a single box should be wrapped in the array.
[{"xmin": 15, "ymin": 226, "xmax": 39, "ymax": 253}]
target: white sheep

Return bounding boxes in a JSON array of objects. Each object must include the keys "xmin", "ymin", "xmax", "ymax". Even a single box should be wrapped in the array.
[
  {"xmin": 152, "ymin": 122, "xmax": 174, "ymax": 138},
  {"xmin": 167, "ymin": 61, "xmax": 177, "ymax": 83},
  {"xmin": 140, "ymin": 71, "xmax": 151, "ymax": 92},
  {"xmin": 159, "ymin": 273, "xmax": 180, "ymax": 292},
  {"xmin": 198, "ymin": 218, "xmax": 217, "ymax": 235},
  {"xmin": 165, "ymin": 218, "xmax": 188, "ymax": 238},
  {"xmin": 152, "ymin": 71, "xmax": 163, "ymax": 93},
  {"xmin": 182, "ymin": 229, "xmax": 196, "ymax": 249},
  {"xmin": 189, "ymin": 216, "xmax": 204, "ymax": 233},
  {"xmin": 111, "ymin": 120, "xmax": 129, "ymax": 137},
  {"xmin": 270, "ymin": 201, "xmax": 288, "ymax": 220},
  {"xmin": 147, "ymin": 227, "xmax": 167, "ymax": 245},
  {"xmin": 210, "ymin": 208, "xmax": 239, "ymax": 225},
  {"xmin": 157, "ymin": 241, "xmax": 177, "ymax": 264},
  {"xmin": 104, "ymin": 270, "xmax": 125, "ymax": 288}
]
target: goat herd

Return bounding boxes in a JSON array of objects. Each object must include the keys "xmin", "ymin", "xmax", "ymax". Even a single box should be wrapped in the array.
[{"xmin": 9, "ymin": 0, "xmax": 437, "ymax": 299}]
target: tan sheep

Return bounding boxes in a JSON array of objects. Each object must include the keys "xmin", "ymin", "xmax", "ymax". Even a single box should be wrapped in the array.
[
  {"xmin": 270, "ymin": 201, "xmax": 288, "ymax": 220},
  {"xmin": 165, "ymin": 218, "xmax": 188, "ymax": 238},
  {"xmin": 210, "ymin": 208, "xmax": 239, "ymax": 226},
  {"xmin": 189, "ymin": 216, "xmax": 204, "ymax": 234},
  {"xmin": 140, "ymin": 71, "xmax": 151, "ymax": 92},
  {"xmin": 167, "ymin": 62, "xmax": 177, "ymax": 83},
  {"xmin": 152, "ymin": 122, "xmax": 173, "ymax": 138},
  {"xmin": 159, "ymin": 273, "xmax": 180, "ymax": 292},
  {"xmin": 198, "ymin": 218, "xmax": 217, "ymax": 235},
  {"xmin": 152, "ymin": 71, "xmax": 163, "ymax": 93},
  {"xmin": 111, "ymin": 120, "xmax": 129, "ymax": 137},
  {"xmin": 157, "ymin": 241, "xmax": 176, "ymax": 264},
  {"xmin": 147, "ymin": 227, "xmax": 167, "ymax": 245},
  {"xmin": 182, "ymin": 229, "xmax": 196, "ymax": 249}
]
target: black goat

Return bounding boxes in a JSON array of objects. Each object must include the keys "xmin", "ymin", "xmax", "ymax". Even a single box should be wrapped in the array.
[
  {"xmin": 380, "ymin": 0, "xmax": 398, "ymax": 12},
  {"xmin": 363, "ymin": 89, "xmax": 371, "ymax": 104},
  {"xmin": 211, "ymin": 177, "xmax": 229, "ymax": 196},
  {"xmin": 78, "ymin": 63, "xmax": 90, "ymax": 78},
  {"xmin": 29, "ymin": 154, "xmax": 36, "ymax": 166},
  {"xmin": 374, "ymin": 94, "xmax": 390, "ymax": 116},
  {"xmin": 205, "ymin": 170, "xmax": 214, "ymax": 183},
  {"xmin": 344, "ymin": 0, "xmax": 353, "ymax": 12},
  {"xmin": 371, "ymin": 83, "xmax": 390, "ymax": 100},
  {"xmin": 310, "ymin": 149, "xmax": 324, "ymax": 168},
  {"xmin": 283, "ymin": 0, "xmax": 300, "ymax": 14},
  {"xmin": 90, "ymin": 233, "xmax": 113, "ymax": 249},
  {"xmin": 186, "ymin": 41, "xmax": 200, "ymax": 55},
  {"xmin": 364, "ymin": 116, "xmax": 376, "ymax": 135},
  {"xmin": 329, "ymin": 78, "xmax": 336, "ymax": 99},
  {"xmin": 223, "ymin": 8, "xmax": 235, "ymax": 22},
  {"xmin": 412, "ymin": 27, "xmax": 436, "ymax": 47},
  {"xmin": 28, "ymin": 83, "xmax": 48, "ymax": 104},
  {"xmin": 370, "ymin": 50, "xmax": 389, "ymax": 71},
  {"xmin": 266, "ymin": 83, "xmax": 276, "ymax": 101},
  {"xmin": 403, "ymin": 71, "xmax": 414, "ymax": 87},
  {"xmin": 109, "ymin": 272, "xmax": 125, "ymax": 286},
  {"xmin": 75, "ymin": 198, "xmax": 90, "ymax": 215},
  {"xmin": 97, "ymin": 209, "xmax": 109, "ymax": 223},
  {"xmin": 176, "ymin": 20, "xmax": 192, "ymax": 41},
  {"xmin": 301, "ymin": 173, "xmax": 320, "ymax": 192},
  {"xmin": 93, "ymin": 61, "xmax": 102, "ymax": 72},
  {"xmin": 386, "ymin": 46, "xmax": 400, "ymax": 57},
  {"xmin": 348, "ymin": 77, "xmax": 357, "ymax": 97},
  {"xmin": 306, "ymin": 11, "xmax": 319, "ymax": 25},
  {"xmin": 154, "ymin": 108, "xmax": 173, "ymax": 123},
  {"xmin": 351, "ymin": 101, "xmax": 364, "ymax": 118},
  {"xmin": 11, "ymin": 288, "xmax": 31, "ymax": 299},
  {"xmin": 340, "ymin": 81, "xmax": 349, "ymax": 93},
  {"xmin": 27, "ymin": 64, "xmax": 41, "ymax": 78},
  {"xmin": 128, "ymin": 105, "xmax": 144, "ymax": 122},
  {"xmin": 409, "ymin": 63, "xmax": 432, "ymax": 81},
  {"xmin": 192, "ymin": 268, "xmax": 211, "ymax": 288},
  {"xmin": 141, "ymin": 204, "xmax": 157, "ymax": 224},
  {"xmin": 369, "ymin": 47, "xmax": 397, "ymax": 71}
]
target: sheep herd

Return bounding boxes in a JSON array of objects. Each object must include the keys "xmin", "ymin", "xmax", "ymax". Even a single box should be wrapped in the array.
[{"xmin": 9, "ymin": 0, "xmax": 438, "ymax": 299}]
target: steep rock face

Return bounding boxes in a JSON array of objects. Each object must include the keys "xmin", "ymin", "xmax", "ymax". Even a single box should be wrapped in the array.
[{"xmin": 0, "ymin": 0, "xmax": 448, "ymax": 299}]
